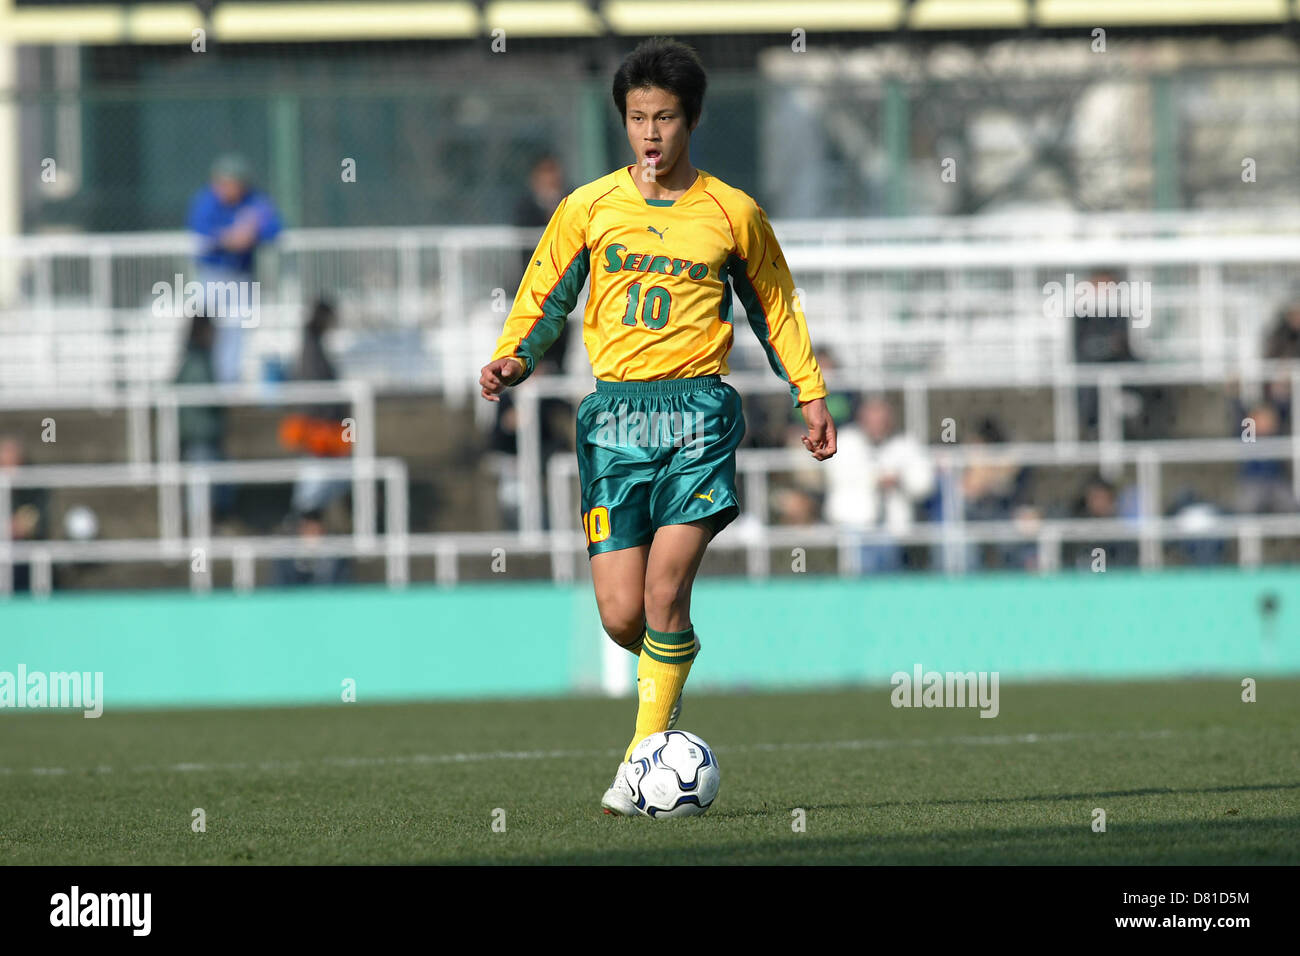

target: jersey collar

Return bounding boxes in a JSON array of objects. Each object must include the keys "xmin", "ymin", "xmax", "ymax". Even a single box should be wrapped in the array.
[{"xmin": 620, "ymin": 164, "xmax": 706, "ymax": 207}]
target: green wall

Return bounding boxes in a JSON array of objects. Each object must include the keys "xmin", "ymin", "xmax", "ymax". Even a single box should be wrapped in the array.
[{"xmin": 1, "ymin": 569, "xmax": 1296, "ymax": 710}]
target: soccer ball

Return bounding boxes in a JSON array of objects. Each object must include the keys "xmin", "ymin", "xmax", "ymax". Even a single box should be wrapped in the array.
[{"xmin": 627, "ymin": 730, "xmax": 720, "ymax": 819}]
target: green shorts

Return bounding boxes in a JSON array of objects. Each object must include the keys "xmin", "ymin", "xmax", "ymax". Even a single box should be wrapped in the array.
[{"xmin": 575, "ymin": 375, "xmax": 746, "ymax": 557}]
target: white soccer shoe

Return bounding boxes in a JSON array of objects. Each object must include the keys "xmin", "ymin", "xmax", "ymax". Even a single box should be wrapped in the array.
[{"xmin": 600, "ymin": 762, "xmax": 641, "ymax": 817}]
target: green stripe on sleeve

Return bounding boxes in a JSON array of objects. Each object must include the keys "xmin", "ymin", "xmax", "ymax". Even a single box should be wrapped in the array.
[
  {"xmin": 727, "ymin": 253, "xmax": 799, "ymax": 405},
  {"xmin": 514, "ymin": 246, "xmax": 590, "ymax": 383}
]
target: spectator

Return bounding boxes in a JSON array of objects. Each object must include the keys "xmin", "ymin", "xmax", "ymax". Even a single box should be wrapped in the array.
[
  {"xmin": 0, "ymin": 437, "xmax": 48, "ymax": 593},
  {"xmin": 186, "ymin": 153, "xmax": 283, "ymax": 384},
  {"xmin": 1073, "ymin": 268, "xmax": 1135, "ymax": 362},
  {"xmin": 1260, "ymin": 301, "xmax": 1300, "ymax": 430},
  {"xmin": 175, "ymin": 313, "xmax": 233, "ymax": 522},
  {"xmin": 1235, "ymin": 402, "xmax": 1296, "ymax": 515},
  {"xmin": 282, "ymin": 299, "xmax": 351, "ymax": 516},
  {"xmin": 1067, "ymin": 474, "xmax": 1138, "ymax": 569},
  {"xmin": 297, "ymin": 299, "xmax": 338, "ymax": 379},
  {"xmin": 961, "ymin": 418, "xmax": 1026, "ymax": 520},
  {"xmin": 1072, "ymin": 268, "xmax": 1171, "ymax": 439},
  {"xmin": 824, "ymin": 396, "xmax": 935, "ymax": 572},
  {"xmin": 958, "ymin": 417, "xmax": 1038, "ymax": 570},
  {"xmin": 1167, "ymin": 488, "xmax": 1226, "ymax": 567},
  {"xmin": 772, "ymin": 485, "xmax": 820, "ymax": 526},
  {"xmin": 1262, "ymin": 301, "xmax": 1300, "ymax": 360},
  {"xmin": 513, "ymin": 154, "xmax": 572, "ymax": 373},
  {"xmin": 294, "ymin": 299, "xmax": 347, "ymax": 416},
  {"xmin": 271, "ymin": 510, "xmax": 350, "ymax": 587}
]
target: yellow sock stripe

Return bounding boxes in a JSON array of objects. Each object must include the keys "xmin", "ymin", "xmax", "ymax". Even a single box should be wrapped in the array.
[
  {"xmin": 643, "ymin": 634, "xmax": 694, "ymax": 652},
  {"xmin": 642, "ymin": 640, "xmax": 696, "ymax": 664},
  {"xmin": 643, "ymin": 635, "xmax": 696, "ymax": 654}
]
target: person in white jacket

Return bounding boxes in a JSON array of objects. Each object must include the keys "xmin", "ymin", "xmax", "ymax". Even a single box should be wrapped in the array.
[{"xmin": 823, "ymin": 397, "xmax": 936, "ymax": 572}]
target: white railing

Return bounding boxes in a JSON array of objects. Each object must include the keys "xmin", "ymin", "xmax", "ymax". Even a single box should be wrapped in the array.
[
  {"xmin": 5, "ymin": 446, "xmax": 1297, "ymax": 594},
  {"xmin": 773, "ymin": 209, "xmax": 1300, "ymax": 244},
  {"xmin": 3, "ymin": 360, "xmax": 1300, "ymax": 590},
  {"xmin": 0, "ymin": 379, "xmax": 372, "ymax": 454},
  {"xmin": 546, "ymin": 438, "xmax": 1300, "ymax": 580},
  {"xmin": 511, "ymin": 360, "xmax": 1300, "ymax": 537},
  {"xmin": 0, "ymin": 456, "xmax": 409, "ymax": 595},
  {"xmin": 4, "ymin": 215, "xmax": 1300, "ymax": 397},
  {"xmin": 0, "ymin": 379, "xmax": 379, "ymax": 545}
]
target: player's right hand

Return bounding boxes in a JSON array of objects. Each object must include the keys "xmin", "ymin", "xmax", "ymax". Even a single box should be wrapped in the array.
[{"xmin": 480, "ymin": 358, "xmax": 523, "ymax": 401}]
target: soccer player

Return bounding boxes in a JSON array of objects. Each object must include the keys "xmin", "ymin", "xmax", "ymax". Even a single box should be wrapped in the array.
[{"xmin": 480, "ymin": 37, "xmax": 836, "ymax": 816}]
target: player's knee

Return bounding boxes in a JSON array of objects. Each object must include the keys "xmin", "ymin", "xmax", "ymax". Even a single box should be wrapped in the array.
[
  {"xmin": 643, "ymin": 577, "xmax": 689, "ymax": 621},
  {"xmin": 598, "ymin": 605, "xmax": 644, "ymax": 647}
]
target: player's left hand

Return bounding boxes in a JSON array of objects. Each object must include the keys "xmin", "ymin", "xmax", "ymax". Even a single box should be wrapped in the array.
[{"xmin": 799, "ymin": 397, "xmax": 836, "ymax": 461}]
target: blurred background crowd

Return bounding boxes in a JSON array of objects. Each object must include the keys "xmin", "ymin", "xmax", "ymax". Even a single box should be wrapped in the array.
[{"xmin": 3, "ymin": 3, "xmax": 1300, "ymax": 591}]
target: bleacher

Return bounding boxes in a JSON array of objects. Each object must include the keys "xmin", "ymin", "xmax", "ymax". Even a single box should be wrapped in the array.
[{"xmin": 3, "ymin": 210, "xmax": 1300, "ymax": 592}]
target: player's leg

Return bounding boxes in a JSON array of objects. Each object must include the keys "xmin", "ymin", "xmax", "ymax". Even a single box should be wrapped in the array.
[
  {"xmin": 578, "ymin": 384, "xmax": 660, "ymax": 815},
  {"xmin": 644, "ymin": 521, "xmax": 711, "ymax": 632},
  {"xmin": 621, "ymin": 520, "xmax": 712, "ymax": 761},
  {"xmin": 590, "ymin": 544, "xmax": 649, "ymax": 655},
  {"xmin": 618, "ymin": 378, "xmax": 746, "ymax": 760},
  {"xmin": 576, "ymin": 384, "xmax": 656, "ymax": 654}
]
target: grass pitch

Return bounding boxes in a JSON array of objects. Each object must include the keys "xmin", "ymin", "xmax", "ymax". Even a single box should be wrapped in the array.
[{"xmin": 1, "ymin": 679, "xmax": 1296, "ymax": 865}]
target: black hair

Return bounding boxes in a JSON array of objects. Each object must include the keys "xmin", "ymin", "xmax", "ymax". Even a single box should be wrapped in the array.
[
  {"xmin": 612, "ymin": 37, "xmax": 707, "ymax": 129},
  {"xmin": 1084, "ymin": 474, "xmax": 1115, "ymax": 495},
  {"xmin": 975, "ymin": 416, "xmax": 1006, "ymax": 444},
  {"xmin": 529, "ymin": 153, "xmax": 560, "ymax": 172},
  {"xmin": 306, "ymin": 297, "xmax": 336, "ymax": 337}
]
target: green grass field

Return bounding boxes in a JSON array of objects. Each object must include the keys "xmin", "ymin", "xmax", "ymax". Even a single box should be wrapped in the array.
[{"xmin": 1, "ymin": 679, "xmax": 1297, "ymax": 865}]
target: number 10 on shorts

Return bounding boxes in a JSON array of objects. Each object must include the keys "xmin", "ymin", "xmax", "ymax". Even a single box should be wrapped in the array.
[{"xmin": 582, "ymin": 506, "xmax": 611, "ymax": 545}]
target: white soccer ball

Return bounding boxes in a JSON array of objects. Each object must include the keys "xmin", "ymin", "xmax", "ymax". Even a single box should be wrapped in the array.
[{"xmin": 627, "ymin": 730, "xmax": 720, "ymax": 819}]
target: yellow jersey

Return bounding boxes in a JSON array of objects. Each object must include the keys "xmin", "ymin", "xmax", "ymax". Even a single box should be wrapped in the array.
[{"xmin": 491, "ymin": 165, "xmax": 827, "ymax": 406}]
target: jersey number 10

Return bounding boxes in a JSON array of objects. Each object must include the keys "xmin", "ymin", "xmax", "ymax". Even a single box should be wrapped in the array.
[
  {"xmin": 581, "ymin": 506, "xmax": 611, "ymax": 545},
  {"xmin": 621, "ymin": 282, "xmax": 672, "ymax": 330}
]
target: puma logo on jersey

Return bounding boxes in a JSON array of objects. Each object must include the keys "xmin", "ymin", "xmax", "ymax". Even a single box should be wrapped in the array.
[
  {"xmin": 694, "ymin": 488, "xmax": 715, "ymax": 503},
  {"xmin": 646, "ymin": 225, "xmax": 668, "ymax": 241}
]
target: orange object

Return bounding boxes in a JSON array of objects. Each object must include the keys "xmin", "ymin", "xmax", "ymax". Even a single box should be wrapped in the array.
[{"xmin": 279, "ymin": 414, "xmax": 351, "ymax": 457}]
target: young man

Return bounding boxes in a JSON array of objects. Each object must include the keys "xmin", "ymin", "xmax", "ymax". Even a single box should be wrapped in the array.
[{"xmin": 480, "ymin": 37, "xmax": 836, "ymax": 816}]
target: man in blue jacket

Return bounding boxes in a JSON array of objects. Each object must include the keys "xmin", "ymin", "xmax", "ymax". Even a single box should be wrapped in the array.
[{"xmin": 186, "ymin": 154, "xmax": 283, "ymax": 383}]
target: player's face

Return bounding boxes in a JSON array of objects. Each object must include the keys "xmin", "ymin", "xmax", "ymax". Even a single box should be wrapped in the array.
[{"xmin": 624, "ymin": 87, "xmax": 693, "ymax": 181}]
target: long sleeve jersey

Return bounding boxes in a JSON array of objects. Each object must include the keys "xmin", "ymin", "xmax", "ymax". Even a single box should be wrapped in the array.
[{"xmin": 491, "ymin": 165, "xmax": 827, "ymax": 406}]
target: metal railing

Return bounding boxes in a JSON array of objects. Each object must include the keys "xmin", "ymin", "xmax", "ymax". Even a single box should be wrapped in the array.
[
  {"xmin": 3, "ymin": 360, "xmax": 1299, "ymax": 590},
  {"xmin": 512, "ymin": 360, "xmax": 1300, "ymax": 535},
  {"xmin": 4, "ymin": 215, "xmax": 1300, "ymax": 397},
  {"xmin": 2, "ymin": 438, "xmax": 1295, "ymax": 592},
  {"xmin": 0, "ymin": 456, "xmax": 409, "ymax": 596},
  {"xmin": 545, "ymin": 438, "xmax": 1300, "ymax": 581}
]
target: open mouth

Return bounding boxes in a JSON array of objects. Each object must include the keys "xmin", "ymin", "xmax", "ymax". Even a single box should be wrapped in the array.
[{"xmin": 643, "ymin": 149, "xmax": 662, "ymax": 165}]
